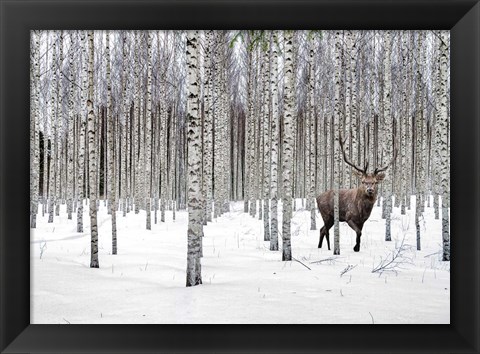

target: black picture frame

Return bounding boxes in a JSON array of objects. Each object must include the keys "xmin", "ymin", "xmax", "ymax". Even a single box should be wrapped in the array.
[{"xmin": 1, "ymin": 0, "xmax": 479, "ymax": 353}]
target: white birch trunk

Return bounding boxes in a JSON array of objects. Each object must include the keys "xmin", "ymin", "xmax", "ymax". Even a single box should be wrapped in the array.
[
  {"xmin": 133, "ymin": 32, "xmax": 141, "ymax": 214},
  {"xmin": 87, "ymin": 31, "xmax": 99, "ymax": 268},
  {"xmin": 399, "ymin": 32, "xmax": 408, "ymax": 215},
  {"xmin": 350, "ymin": 32, "xmax": 358, "ymax": 188},
  {"xmin": 66, "ymin": 33, "xmax": 75, "ymax": 220},
  {"xmin": 213, "ymin": 34, "xmax": 222, "ymax": 219},
  {"xmin": 308, "ymin": 37, "xmax": 317, "ymax": 230},
  {"xmin": 145, "ymin": 32, "xmax": 153, "ymax": 230},
  {"xmin": 122, "ymin": 32, "xmax": 129, "ymax": 217},
  {"xmin": 333, "ymin": 31, "xmax": 342, "ymax": 255},
  {"xmin": 269, "ymin": 31, "xmax": 279, "ymax": 251},
  {"xmin": 160, "ymin": 77, "xmax": 167, "ymax": 222},
  {"xmin": 30, "ymin": 31, "xmax": 40, "ymax": 228},
  {"xmin": 105, "ymin": 31, "xmax": 117, "ymax": 254},
  {"xmin": 246, "ymin": 42, "xmax": 256, "ymax": 216},
  {"xmin": 203, "ymin": 30, "xmax": 213, "ymax": 223},
  {"xmin": 383, "ymin": 30, "xmax": 393, "ymax": 241},
  {"xmin": 438, "ymin": 31, "xmax": 450, "ymax": 261},
  {"xmin": 55, "ymin": 32, "xmax": 63, "ymax": 217},
  {"xmin": 77, "ymin": 31, "xmax": 87, "ymax": 232},
  {"xmin": 42, "ymin": 33, "xmax": 49, "ymax": 218},
  {"xmin": 263, "ymin": 41, "xmax": 271, "ymax": 241},
  {"xmin": 48, "ymin": 32, "xmax": 57, "ymax": 224},
  {"xmin": 281, "ymin": 31, "xmax": 294, "ymax": 261},
  {"xmin": 186, "ymin": 30, "xmax": 202, "ymax": 286},
  {"xmin": 344, "ymin": 30, "xmax": 352, "ymax": 189},
  {"xmin": 415, "ymin": 31, "xmax": 425, "ymax": 251}
]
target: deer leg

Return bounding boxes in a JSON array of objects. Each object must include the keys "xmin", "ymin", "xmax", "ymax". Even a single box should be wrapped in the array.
[
  {"xmin": 318, "ymin": 226, "xmax": 326, "ymax": 248},
  {"xmin": 347, "ymin": 220, "xmax": 362, "ymax": 252},
  {"xmin": 319, "ymin": 218, "xmax": 333, "ymax": 250},
  {"xmin": 326, "ymin": 230, "xmax": 331, "ymax": 250}
]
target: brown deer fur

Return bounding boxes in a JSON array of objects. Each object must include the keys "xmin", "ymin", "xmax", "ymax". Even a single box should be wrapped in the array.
[{"xmin": 316, "ymin": 172, "xmax": 385, "ymax": 252}]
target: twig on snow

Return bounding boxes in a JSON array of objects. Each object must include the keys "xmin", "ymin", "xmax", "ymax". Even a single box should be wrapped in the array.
[
  {"xmin": 368, "ymin": 312, "xmax": 375, "ymax": 324},
  {"xmin": 39, "ymin": 241, "xmax": 47, "ymax": 259},
  {"xmin": 340, "ymin": 264, "xmax": 357, "ymax": 277},
  {"xmin": 310, "ymin": 257, "xmax": 338, "ymax": 265},
  {"xmin": 424, "ymin": 251, "xmax": 441, "ymax": 258},
  {"xmin": 292, "ymin": 257, "xmax": 311, "ymax": 270}
]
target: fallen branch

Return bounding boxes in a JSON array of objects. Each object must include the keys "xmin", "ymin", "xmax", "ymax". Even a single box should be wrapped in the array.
[
  {"xmin": 369, "ymin": 312, "xmax": 375, "ymax": 324},
  {"xmin": 39, "ymin": 241, "xmax": 47, "ymax": 259},
  {"xmin": 310, "ymin": 257, "xmax": 338, "ymax": 265},
  {"xmin": 292, "ymin": 257, "xmax": 311, "ymax": 270},
  {"xmin": 424, "ymin": 251, "xmax": 441, "ymax": 258},
  {"xmin": 340, "ymin": 264, "xmax": 357, "ymax": 277}
]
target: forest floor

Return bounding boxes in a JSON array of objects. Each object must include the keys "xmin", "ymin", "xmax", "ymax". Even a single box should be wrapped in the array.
[{"xmin": 31, "ymin": 197, "xmax": 450, "ymax": 324}]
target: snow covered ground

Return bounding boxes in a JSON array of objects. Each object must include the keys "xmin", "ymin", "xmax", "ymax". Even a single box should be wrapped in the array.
[{"xmin": 31, "ymin": 197, "xmax": 450, "ymax": 324}]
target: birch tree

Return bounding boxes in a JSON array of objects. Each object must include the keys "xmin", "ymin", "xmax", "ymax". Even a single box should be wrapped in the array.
[
  {"xmin": 383, "ymin": 30, "xmax": 394, "ymax": 242},
  {"xmin": 30, "ymin": 31, "xmax": 40, "ymax": 228},
  {"xmin": 121, "ymin": 31, "xmax": 129, "ymax": 217},
  {"xmin": 186, "ymin": 30, "xmax": 202, "ymax": 286},
  {"xmin": 333, "ymin": 31, "xmax": 342, "ymax": 255},
  {"xmin": 281, "ymin": 31, "xmax": 294, "ymax": 261},
  {"xmin": 106, "ymin": 31, "xmax": 117, "ymax": 254},
  {"xmin": 203, "ymin": 30, "xmax": 214, "ymax": 223},
  {"xmin": 133, "ymin": 31, "xmax": 141, "ymax": 215},
  {"xmin": 399, "ymin": 32, "xmax": 408, "ymax": 215},
  {"xmin": 307, "ymin": 36, "xmax": 316, "ymax": 230},
  {"xmin": 159, "ymin": 47, "xmax": 167, "ymax": 223},
  {"xmin": 66, "ymin": 34, "xmax": 75, "ymax": 220},
  {"xmin": 269, "ymin": 31, "xmax": 280, "ymax": 251},
  {"xmin": 77, "ymin": 31, "xmax": 87, "ymax": 233},
  {"xmin": 262, "ymin": 41, "xmax": 271, "ymax": 241},
  {"xmin": 47, "ymin": 32, "xmax": 57, "ymax": 224},
  {"xmin": 145, "ymin": 32, "xmax": 153, "ymax": 230},
  {"xmin": 87, "ymin": 30, "xmax": 99, "ymax": 268},
  {"xmin": 438, "ymin": 31, "xmax": 450, "ymax": 261},
  {"xmin": 414, "ymin": 31, "xmax": 425, "ymax": 251},
  {"xmin": 55, "ymin": 32, "xmax": 63, "ymax": 218},
  {"xmin": 246, "ymin": 37, "xmax": 256, "ymax": 217}
]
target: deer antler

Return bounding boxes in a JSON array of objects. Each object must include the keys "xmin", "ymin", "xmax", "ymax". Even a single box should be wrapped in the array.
[
  {"xmin": 374, "ymin": 143, "xmax": 398, "ymax": 174},
  {"xmin": 339, "ymin": 132, "xmax": 366, "ymax": 174}
]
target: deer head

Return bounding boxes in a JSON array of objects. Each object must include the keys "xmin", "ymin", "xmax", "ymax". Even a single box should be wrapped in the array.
[
  {"xmin": 350, "ymin": 170, "xmax": 384, "ymax": 197},
  {"xmin": 339, "ymin": 132, "xmax": 398, "ymax": 197}
]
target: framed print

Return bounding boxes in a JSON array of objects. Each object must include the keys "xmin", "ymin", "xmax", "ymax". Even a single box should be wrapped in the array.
[{"xmin": 1, "ymin": 0, "xmax": 479, "ymax": 353}]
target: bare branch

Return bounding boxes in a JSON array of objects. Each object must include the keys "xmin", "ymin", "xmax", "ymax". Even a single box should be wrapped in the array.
[
  {"xmin": 372, "ymin": 235, "xmax": 414, "ymax": 275},
  {"xmin": 292, "ymin": 257, "xmax": 311, "ymax": 270},
  {"xmin": 340, "ymin": 264, "xmax": 357, "ymax": 277}
]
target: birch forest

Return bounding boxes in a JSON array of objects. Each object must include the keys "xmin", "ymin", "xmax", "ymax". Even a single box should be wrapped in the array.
[{"xmin": 30, "ymin": 30, "xmax": 450, "ymax": 303}]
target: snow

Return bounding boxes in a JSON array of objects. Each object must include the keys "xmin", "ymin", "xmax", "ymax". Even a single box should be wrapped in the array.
[{"xmin": 31, "ymin": 197, "xmax": 450, "ymax": 324}]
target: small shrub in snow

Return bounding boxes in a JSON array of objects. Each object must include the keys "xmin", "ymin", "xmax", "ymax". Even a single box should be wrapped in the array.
[{"xmin": 371, "ymin": 235, "xmax": 414, "ymax": 275}]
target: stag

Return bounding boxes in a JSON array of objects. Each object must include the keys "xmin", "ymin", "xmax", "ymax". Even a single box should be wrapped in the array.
[{"xmin": 316, "ymin": 135, "xmax": 397, "ymax": 252}]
